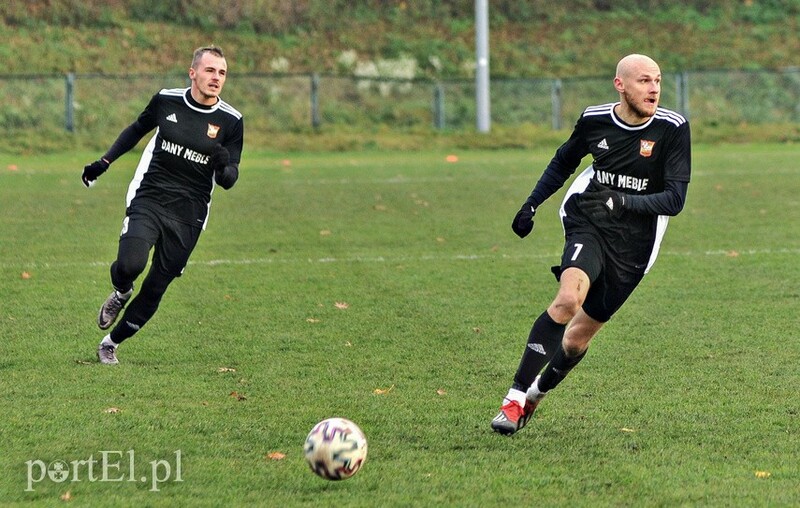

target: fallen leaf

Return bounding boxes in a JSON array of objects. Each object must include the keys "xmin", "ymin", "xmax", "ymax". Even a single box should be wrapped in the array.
[
  {"xmin": 472, "ymin": 327, "xmax": 481, "ymax": 334},
  {"xmin": 334, "ymin": 302, "xmax": 349, "ymax": 309},
  {"xmin": 726, "ymin": 250, "xmax": 740, "ymax": 257},
  {"xmin": 223, "ymin": 294, "xmax": 234, "ymax": 300},
  {"xmin": 345, "ymin": 341, "xmax": 352, "ymax": 347},
  {"xmin": 267, "ymin": 451, "xmax": 286, "ymax": 460},
  {"xmin": 320, "ymin": 230, "xmax": 332, "ymax": 236},
  {"xmin": 620, "ymin": 428, "xmax": 636, "ymax": 433},
  {"xmin": 436, "ymin": 237, "xmax": 445, "ymax": 243},
  {"xmin": 21, "ymin": 271, "xmax": 31, "ymax": 279},
  {"xmin": 306, "ymin": 318, "xmax": 321, "ymax": 323},
  {"xmin": 436, "ymin": 389, "xmax": 447, "ymax": 396},
  {"xmin": 490, "ymin": 245, "xmax": 499, "ymax": 252},
  {"xmin": 60, "ymin": 490, "xmax": 72, "ymax": 501},
  {"xmin": 230, "ymin": 391, "xmax": 247, "ymax": 401},
  {"xmin": 217, "ymin": 367, "xmax": 237, "ymax": 373},
  {"xmin": 755, "ymin": 471, "xmax": 771, "ymax": 479},
  {"xmin": 373, "ymin": 204, "xmax": 387, "ymax": 211},
  {"xmin": 74, "ymin": 360, "xmax": 93, "ymax": 365},
  {"xmin": 104, "ymin": 407, "xmax": 121, "ymax": 414},
  {"xmin": 374, "ymin": 384, "xmax": 395, "ymax": 395}
]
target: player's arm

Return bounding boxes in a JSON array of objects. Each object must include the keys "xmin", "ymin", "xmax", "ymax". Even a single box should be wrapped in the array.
[
  {"xmin": 512, "ymin": 125, "xmax": 586, "ymax": 238},
  {"xmin": 580, "ymin": 178, "xmax": 688, "ymax": 219},
  {"xmin": 102, "ymin": 119, "xmax": 153, "ymax": 163},
  {"xmin": 632, "ymin": 121, "xmax": 691, "ymax": 216},
  {"xmin": 81, "ymin": 98, "xmax": 158, "ymax": 187},
  {"xmin": 81, "ymin": 119, "xmax": 152, "ymax": 187},
  {"xmin": 624, "ymin": 179, "xmax": 688, "ymax": 216},
  {"xmin": 210, "ymin": 118, "xmax": 244, "ymax": 190},
  {"xmin": 209, "ymin": 144, "xmax": 238, "ymax": 190},
  {"xmin": 629, "ymin": 121, "xmax": 691, "ymax": 216}
]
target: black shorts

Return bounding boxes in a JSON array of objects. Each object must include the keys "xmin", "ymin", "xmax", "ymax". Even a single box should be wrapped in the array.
[
  {"xmin": 119, "ymin": 207, "xmax": 202, "ymax": 277},
  {"xmin": 554, "ymin": 228, "xmax": 645, "ymax": 324}
]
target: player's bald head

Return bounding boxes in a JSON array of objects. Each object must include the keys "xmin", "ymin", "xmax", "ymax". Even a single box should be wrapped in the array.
[{"xmin": 616, "ymin": 54, "xmax": 660, "ymax": 80}]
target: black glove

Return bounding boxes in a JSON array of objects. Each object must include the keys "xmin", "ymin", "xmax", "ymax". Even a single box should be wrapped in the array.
[
  {"xmin": 511, "ymin": 201, "xmax": 536, "ymax": 238},
  {"xmin": 580, "ymin": 185, "xmax": 626, "ymax": 219},
  {"xmin": 82, "ymin": 159, "xmax": 109, "ymax": 187},
  {"xmin": 209, "ymin": 143, "xmax": 230, "ymax": 173}
]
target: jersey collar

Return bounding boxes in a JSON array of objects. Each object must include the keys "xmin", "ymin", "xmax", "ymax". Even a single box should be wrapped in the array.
[
  {"xmin": 610, "ymin": 102, "xmax": 655, "ymax": 131},
  {"xmin": 183, "ymin": 88, "xmax": 220, "ymax": 114}
]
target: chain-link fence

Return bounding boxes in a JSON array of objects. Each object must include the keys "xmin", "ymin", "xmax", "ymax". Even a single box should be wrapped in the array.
[{"xmin": 3, "ymin": 69, "xmax": 799, "ymax": 136}]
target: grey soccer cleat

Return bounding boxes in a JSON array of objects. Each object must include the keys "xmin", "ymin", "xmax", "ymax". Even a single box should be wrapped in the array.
[
  {"xmin": 491, "ymin": 398, "xmax": 540, "ymax": 436},
  {"xmin": 491, "ymin": 400, "xmax": 529, "ymax": 435},
  {"xmin": 492, "ymin": 376, "xmax": 547, "ymax": 436},
  {"xmin": 97, "ymin": 288, "xmax": 133, "ymax": 330},
  {"xmin": 97, "ymin": 343, "xmax": 119, "ymax": 365}
]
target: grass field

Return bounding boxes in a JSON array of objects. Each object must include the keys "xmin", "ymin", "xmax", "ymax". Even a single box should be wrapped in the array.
[{"xmin": 1, "ymin": 144, "xmax": 798, "ymax": 506}]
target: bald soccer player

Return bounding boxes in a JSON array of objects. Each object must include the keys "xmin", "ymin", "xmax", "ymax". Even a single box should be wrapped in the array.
[{"xmin": 491, "ymin": 54, "xmax": 691, "ymax": 435}]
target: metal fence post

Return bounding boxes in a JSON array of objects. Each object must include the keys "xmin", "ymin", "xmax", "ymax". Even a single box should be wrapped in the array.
[
  {"xmin": 65, "ymin": 73, "xmax": 75, "ymax": 132},
  {"xmin": 676, "ymin": 71, "xmax": 690, "ymax": 119},
  {"xmin": 310, "ymin": 73, "xmax": 320, "ymax": 130},
  {"xmin": 433, "ymin": 83, "xmax": 445, "ymax": 129},
  {"xmin": 551, "ymin": 78, "xmax": 562, "ymax": 130}
]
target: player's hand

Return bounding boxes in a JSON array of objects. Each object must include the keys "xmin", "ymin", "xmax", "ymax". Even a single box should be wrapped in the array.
[
  {"xmin": 210, "ymin": 143, "xmax": 230, "ymax": 172},
  {"xmin": 82, "ymin": 159, "xmax": 109, "ymax": 187},
  {"xmin": 581, "ymin": 184, "xmax": 626, "ymax": 219},
  {"xmin": 511, "ymin": 201, "xmax": 536, "ymax": 238}
]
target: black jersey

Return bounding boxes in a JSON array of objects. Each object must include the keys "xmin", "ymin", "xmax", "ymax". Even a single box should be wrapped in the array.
[
  {"xmin": 123, "ymin": 88, "xmax": 244, "ymax": 228},
  {"xmin": 547, "ymin": 103, "xmax": 691, "ymax": 273},
  {"xmin": 555, "ymin": 102, "xmax": 690, "ymax": 191}
]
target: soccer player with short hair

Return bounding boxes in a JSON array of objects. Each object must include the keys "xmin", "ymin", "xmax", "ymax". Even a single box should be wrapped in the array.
[
  {"xmin": 82, "ymin": 45, "xmax": 244, "ymax": 364},
  {"xmin": 491, "ymin": 54, "xmax": 691, "ymax": 435}
]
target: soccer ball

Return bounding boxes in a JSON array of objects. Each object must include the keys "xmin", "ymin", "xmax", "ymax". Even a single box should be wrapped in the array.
[{"xmin": 304, "ymin": 417, "xmax": 368, "ymax": 481}]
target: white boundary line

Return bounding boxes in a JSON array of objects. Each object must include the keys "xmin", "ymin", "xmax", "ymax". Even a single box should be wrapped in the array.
[{"xmin": 5, "ymin": 248, "xmax": 799, "ymax": 270}]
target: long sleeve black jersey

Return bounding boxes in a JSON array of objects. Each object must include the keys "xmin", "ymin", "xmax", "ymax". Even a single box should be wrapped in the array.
[
  {"xmin": 530, "ymin": 103, "xmax": 691, "ymax": 273},
  {"xmin": 104, "ymin": 87, "xmax": 244, "ymax": 229},
  {"xmin": 531, "ymin": 102, "xmax": 691, "ymax": 209}
]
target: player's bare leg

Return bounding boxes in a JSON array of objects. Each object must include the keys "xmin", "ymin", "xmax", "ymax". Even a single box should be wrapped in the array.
[{"xmin": 492, "ymin": 268, "xmax": 592, "ymax": 435}]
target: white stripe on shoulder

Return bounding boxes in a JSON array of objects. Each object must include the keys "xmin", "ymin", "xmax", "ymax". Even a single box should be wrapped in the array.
[
  {"xmin": 582, "ymin": 103, "xmax": 616, "ymax": 117},
  {"xmin": 218, "ymin": 100, "xmax": 243, "ymax": 120},
  {"xmin": 655, "ymin": 107, "xmax": 687, "ymax": 127},
  {"xmin": 159, "ymin": 87, "xmax": 189, "ymax": 97}
]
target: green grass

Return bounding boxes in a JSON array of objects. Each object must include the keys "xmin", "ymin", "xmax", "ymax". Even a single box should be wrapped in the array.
[{"xmin": 1, "ymin": 145, "xmax": 798, "ymax": 506}]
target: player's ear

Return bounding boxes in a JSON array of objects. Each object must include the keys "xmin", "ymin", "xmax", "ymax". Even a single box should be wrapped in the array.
[{"xmin": 613, "ymin": 76, "xmax": 625, "ymax": 93}]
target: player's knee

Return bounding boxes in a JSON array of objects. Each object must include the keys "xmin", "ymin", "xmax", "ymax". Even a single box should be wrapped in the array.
[
  {"xmin": 113, "ymin": 238, "xmax": 150, "ymax": 281},
  {"xmin": 562, "ymin": 338, "xmax": 588, "ymax": 357},
  {"xmin": 112, "ymin": 258, "xmax": 146, "ymax": 284},
  {"xmin": 549, "ymin": 294, "xmax": 582, "ymax": 322}
]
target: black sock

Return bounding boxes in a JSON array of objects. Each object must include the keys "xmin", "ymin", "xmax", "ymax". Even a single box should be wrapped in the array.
[
  {"xmin": 511, "ymin": 311, "xmax": 566, "ymax": 391},
  {"xmin": 537, "ymin": 346, "xmax": 587, "ymax": 392},
  {"xmin": 109, "ymin": 318, "xmax": 141, "ymax": 344}
]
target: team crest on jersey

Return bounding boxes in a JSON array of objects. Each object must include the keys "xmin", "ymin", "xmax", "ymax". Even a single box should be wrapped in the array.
[
  {"xmin": 640, "ymin": 139, "xmax": 655, "ymax": 157},
  {"xmin": 207, "ymin": 123, "xmax": 220, "ymax": 139}
]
